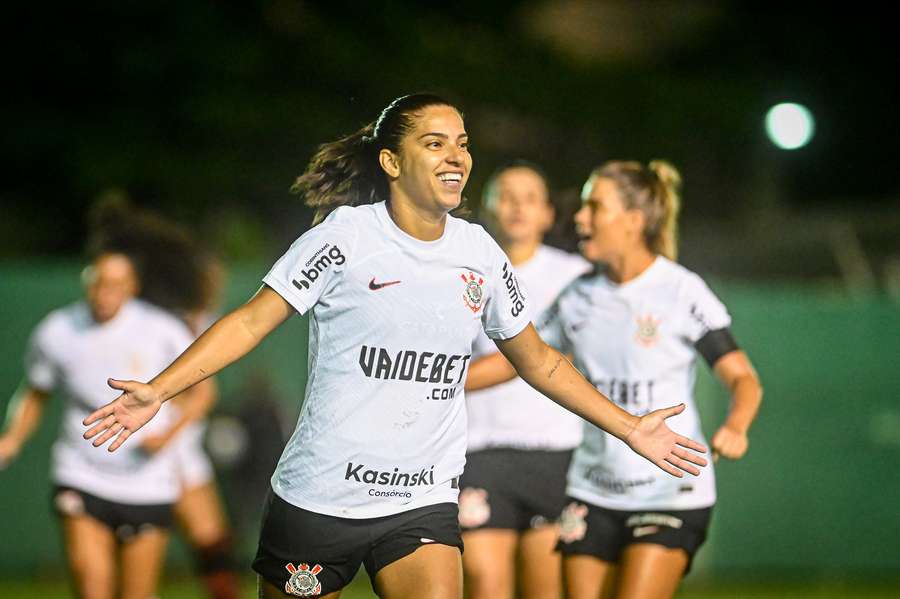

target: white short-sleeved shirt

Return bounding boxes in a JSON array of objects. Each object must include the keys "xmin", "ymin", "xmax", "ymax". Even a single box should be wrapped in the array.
[
  {"xmin": 466, "ymin": 245, "xmax": 590, "ymax": 452},
  {"xmin": 538, "ymin": 257, "xmax": 730, "ymax": 510},
  {"xmin": 263, "ymin": 201, "xmax": 532, "ymax": 518},
  {"xmin": 25, "ymin": 299, "xmax": 193, "ymax": 504}
]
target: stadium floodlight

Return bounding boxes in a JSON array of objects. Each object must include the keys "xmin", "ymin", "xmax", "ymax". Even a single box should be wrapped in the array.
[{"xmin": 765, "ymin": 102, "xmax": 815, "ymax": 150}]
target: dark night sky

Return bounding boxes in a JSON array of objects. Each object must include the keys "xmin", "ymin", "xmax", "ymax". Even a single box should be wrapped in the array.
[{"xmin": 2, "ymin": 1, "xmax": 898, "ymax": 259}]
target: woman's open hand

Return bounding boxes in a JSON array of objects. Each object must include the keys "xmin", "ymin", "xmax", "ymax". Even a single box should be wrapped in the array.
[
  {"xmin": 624, "ymin": 404, "xmax": 708, "ymax": 477},
  {"xmin": 83, "ymin": 379, "xmax": 162, "ymax": 452}
]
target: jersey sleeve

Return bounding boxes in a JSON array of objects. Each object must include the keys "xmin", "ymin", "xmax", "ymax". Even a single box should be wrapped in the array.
[
  {"xmin": 682, "ymin": 275, "xmax": 736, "ymax": 367},
  {"xmin": 262, "ymin": 210, "xmax": 356, "ymax": 316},
  {"xmin": 24, "ymin": 319, "xmax": 58, "ymax": 392},
  {"xmin": 481, "ymin": 239, "xmax": 532, "ymax": 340},
  {"xmin": 471, "ymin": 328, "xmax": 497, "ymax": 359},
  {"xmin": 534, "ymin": 297, "xmax": 572, "ymax": 354},
  {"xmin": 683, "ymin": 274, "xmax": 731, "ymax": 343}
]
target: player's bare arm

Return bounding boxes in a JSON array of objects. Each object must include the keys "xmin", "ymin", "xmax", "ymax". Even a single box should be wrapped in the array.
[
  {"xmin": 711, "ymin": 350, "xmax": 763, "ymax": 461},
  {"xmin": 0, "ymin": 385, "xmax": 51, "ymax": 467},
  {"xmin": 84, "ymin": 286, "xmax": 293, "ymax": 451},
  {"xmin": 495, "ymin": 324, "xmax": 708, "ymax": 478},
  {"xmin": 464, "ymin": 352, "xmax": 516, "ymax": 391}
]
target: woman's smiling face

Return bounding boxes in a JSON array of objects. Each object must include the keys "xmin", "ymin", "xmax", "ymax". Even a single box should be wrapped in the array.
[{"xmin": 388, "ymin": 104, "xmax": 472, "ymax": 215}]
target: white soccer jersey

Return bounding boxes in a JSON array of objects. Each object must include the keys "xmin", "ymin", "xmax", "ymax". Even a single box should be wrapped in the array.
[
  {"xmin": 25, "ymin": 299, "xmax": 193, "ymax": 504},
  {"xmin": 538, "ymin": 257, "xmax": 731, "ymax": 510},
  {"xmin": 263, "ymin": 201, "xmax": 531, "ymax": 519},
  {"xmin": 466, "ymin": 245, "xmax": 591, "ymax": 452}
]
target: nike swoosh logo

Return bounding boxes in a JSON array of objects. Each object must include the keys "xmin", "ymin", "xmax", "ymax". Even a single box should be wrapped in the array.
[{"xmin": 369, "ymin": 277, "xmax": 402, "ymax": 291}]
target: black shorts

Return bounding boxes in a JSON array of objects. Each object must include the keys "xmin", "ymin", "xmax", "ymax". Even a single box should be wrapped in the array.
[
  {"xmin": 51, "ymin": 485, "xmax": 174, "ymax": 541},
  {"xmin": 458, "ymin": 447, "xmax": 573, "ymax": 531},
  {"xmin": 556, "ymin": 498, "xmax": 712, "ymax": 573},
  {"xmin": 252, "ymin": 489, "xmax": 463, "ymax": 596}
]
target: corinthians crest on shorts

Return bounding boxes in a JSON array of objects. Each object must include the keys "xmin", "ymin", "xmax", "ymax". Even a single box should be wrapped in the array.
[
  {"xmin": 458, "ymin": 487, "xmax": 491, "ymax": 528},
  {"xmin": 461, "ymin": 272, "xmax": 485, "ymax": 313},
  {"xmin": 559, "ymin": 502, "xmax": 589, "ymax": 543},
  {"xmin": 284, "ymin": 562, "xmax": 323, "ymax": 597}
]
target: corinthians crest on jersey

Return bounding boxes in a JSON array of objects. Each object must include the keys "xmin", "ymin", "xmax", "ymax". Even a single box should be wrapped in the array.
[
  {"xmin": 634, "ymin": 313, "xmax": 662, "ymax": 347},
  {"xmin": 461, "ymin": 271, "xmax": 485, "ymax": 313},
  {"xmin": 284, "ymin": 562, "xmax": 323, "ymax": 597}
]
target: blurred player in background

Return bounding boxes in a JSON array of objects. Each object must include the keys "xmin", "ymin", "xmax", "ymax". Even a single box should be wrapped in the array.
[
  {"xmin": 459, "ymin": 161, "xmax": 590, "ymax": 599},
  {"xmin": 81, "ymin": 94, "xmax": 709, "ymax": 599},
  {"xmin": 545, "ymin": 161, "xmax": 763, "ymax": 598},
  {"xmin": 89, "ymin": 199, "xmax": 240, "ymax": 599},
  {"xmin": 0, "ymin": 246, "xmax": 201, "ymax": 599}
]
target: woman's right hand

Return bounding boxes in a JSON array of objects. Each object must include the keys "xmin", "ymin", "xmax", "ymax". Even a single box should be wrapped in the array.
[{"xmin": 83, "ymin": 378, "xmax": 163, "ymax": 452}]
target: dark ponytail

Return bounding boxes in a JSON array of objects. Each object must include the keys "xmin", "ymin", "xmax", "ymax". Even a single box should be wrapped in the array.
[
  {"xmin": 292, "ymin": 93, "xmax": 460, "ymax": 225},
  {"xmin": 291, "ymin": 123, "xmax": 384, "ymax": 225}
]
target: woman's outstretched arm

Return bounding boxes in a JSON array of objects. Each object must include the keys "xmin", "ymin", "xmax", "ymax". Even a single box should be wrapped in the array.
[{"xmin": 84, "ymin": 286, "xmax": 293, "ymax": 451}]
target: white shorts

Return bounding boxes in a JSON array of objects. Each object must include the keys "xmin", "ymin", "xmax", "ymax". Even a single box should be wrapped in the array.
[{"xmin": 174, "ymin": 421, "xmax": 214, "ymax": 490}]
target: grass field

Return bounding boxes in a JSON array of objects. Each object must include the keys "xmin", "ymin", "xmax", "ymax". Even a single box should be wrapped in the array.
[{"xmin": 1, "ymin": 575, "xmax": 897, "ymax": 598}]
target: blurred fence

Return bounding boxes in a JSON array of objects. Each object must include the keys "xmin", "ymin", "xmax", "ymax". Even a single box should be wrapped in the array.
[{"xmin": 1, "ymin": 261, "xmax": 898, "ymax": 579}]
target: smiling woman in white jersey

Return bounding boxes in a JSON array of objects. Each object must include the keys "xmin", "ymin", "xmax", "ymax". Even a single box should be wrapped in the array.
[
  {"xmin": 459, "ymin": 161, "xmax": 590, "ymax": 599},
  {"xmin": 82, "ymin": 94, "xmax": 710, "ymax": 599},
  {"xmin": 541, "ymin": 161, "xmax": 764, "ymax": 599},
  {"xmin": 0, "ymin": 250, "xmax": 200, "ymax": 599}
]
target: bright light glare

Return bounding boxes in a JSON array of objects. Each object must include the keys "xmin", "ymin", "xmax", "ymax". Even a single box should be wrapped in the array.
[{"xmin": 765, "ymin": 103, "xmax": 815, "ymax": 150}]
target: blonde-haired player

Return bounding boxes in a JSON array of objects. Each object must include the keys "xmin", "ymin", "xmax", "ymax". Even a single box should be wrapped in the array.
[
  {"xmin": 553, "ymin": 161, "xmax": 762, "ymax": 598},
  {"xmin": 470, "ymin": 160, "xmax": 762, "ymax": 598}
]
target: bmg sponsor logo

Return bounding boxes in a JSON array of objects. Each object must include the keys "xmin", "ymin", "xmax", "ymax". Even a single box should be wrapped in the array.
[
  {"xmin": 502, "ymin": 262, "xmax": 526, "ymax": 317},
  {"xmin": 292, "ymin": 243, "xmax": 346, "ymax": 291}
]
